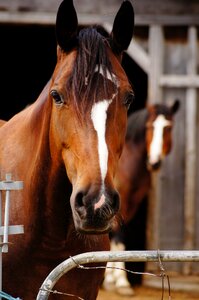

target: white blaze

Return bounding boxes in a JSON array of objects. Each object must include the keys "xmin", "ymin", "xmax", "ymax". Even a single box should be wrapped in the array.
[
  {"xmin": 149, "ymin": 114, "xmax": 171, "ymax": 165},
  {"xmin": 90, "ymin": 64, "xmax": 118, "ymax": 187},
  {"xmin": 91, "ymin": 100, "xmax": 112, "ymax": 184},
  {"xmin": 95, "ymin": 65, "xmax": 113, "ymax": 81}
]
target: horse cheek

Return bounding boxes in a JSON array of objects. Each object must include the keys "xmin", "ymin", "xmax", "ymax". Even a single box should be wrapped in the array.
[{"xmin": 62, "ymin": 149, "xmax": 77, "ymax": 185}]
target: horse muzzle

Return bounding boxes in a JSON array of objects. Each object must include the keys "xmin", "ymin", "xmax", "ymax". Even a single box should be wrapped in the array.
[
  {"xmin": 147, "ymin": 159, "xmax": 162, "ymax": 171},
  {"xmin": 71, "ymin": 187, "xmax": 120, "ymax": 234}
]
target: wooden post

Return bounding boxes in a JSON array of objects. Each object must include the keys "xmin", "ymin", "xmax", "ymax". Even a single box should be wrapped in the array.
[
  {"xmin": 148, "ymin": 25, "xmax": 164, "ymax": 104},
  {"xmin": 146, "ymin": 26, "xmax": 164, "ymax": 253},
  {"xmin": 183, "ymin": 26, "xmax": 198, "ymax": 275},
  {"xmin": 127, "ymin": 39, "xmax": 150, "ymax": 75}
]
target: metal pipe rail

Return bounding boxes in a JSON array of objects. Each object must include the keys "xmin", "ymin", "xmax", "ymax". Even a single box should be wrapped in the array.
[{"xmin": 37, "ymin": 250, "xmax": 199, "ymax": 300}]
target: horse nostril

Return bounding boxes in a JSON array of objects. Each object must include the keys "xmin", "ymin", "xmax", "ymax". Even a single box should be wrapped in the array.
[
  {"xmin": 151, "ymin": 161, "xmax": 161, "ymax": 170},
  {"xmin": 111, "ymin": 191, "xmax": 120, "ymax": 213},
  {"xmin": 75, "ymin": 192, "xmax": 84, "ymax": 208},
  {"xmin": 74, "ymin": 189, "xmax": 120, "ymax": 220},
  {"xmin": 75, "ymin": 191, "xmax": 87, "ymax": 218}
]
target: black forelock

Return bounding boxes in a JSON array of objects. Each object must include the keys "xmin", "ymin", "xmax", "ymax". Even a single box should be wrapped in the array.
[{"xmin": 66, "ymin": 26, "xmax": 117, "ymax": 112}]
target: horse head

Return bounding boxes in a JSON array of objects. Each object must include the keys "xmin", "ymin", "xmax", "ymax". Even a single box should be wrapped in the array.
[
  {"xmin": 146, "ymin": 100, "xmax": 180, "ymax": 170},
  {"xmin": 49, "ymin": 0, "xmax": 134, "ymax": 234}
]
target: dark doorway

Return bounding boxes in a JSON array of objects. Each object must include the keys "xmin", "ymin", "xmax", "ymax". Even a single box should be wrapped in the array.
[
  {"xmin": 122, "ymin": 52, "xmax": 148, "ymax": 114},
  {"xmin": 0, "ymin": 24, "xmax": 57, "ymax": 120},
  {"xmin": 0, "ymin": 24, "xmax": 147, "ymax": 119}
]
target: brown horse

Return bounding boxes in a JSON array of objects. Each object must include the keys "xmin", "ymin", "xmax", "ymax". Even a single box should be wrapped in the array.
[
  {"xmin": 0, "ymin": 120, "xmax": 6, "ymax": 127},
  {"xmin": 103, "ymin": 100, "xmax": 180, "ymax": 295},
  {"xmin": 0, "ymin": 1, "xmax": 134, "ymax": 299}
]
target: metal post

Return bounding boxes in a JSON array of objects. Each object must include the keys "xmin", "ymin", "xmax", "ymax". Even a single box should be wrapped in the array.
[
  {"xmin": 0, "ymin": 174, "xmax": 23, "ymax": 298},
  {"xmin": 2, "ymin": 188, "xmax": 10, "ymax": 253},
  {"xmin": 0, "ymin": 191, "xmax": 2, "ymax": 300}
]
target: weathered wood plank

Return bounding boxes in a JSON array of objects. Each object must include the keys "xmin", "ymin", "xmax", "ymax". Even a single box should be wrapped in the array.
[
  {"xmin": 0, "ymin": 11, "xmax": 56, "ymax": 25},
  {"xmin": 183, "ymin": 26, "xmax": 198, "ymax": 275},
  {"xmin": 147, "ymin": 26, "xmax": 164, "ymax": 252},
  {"xmin": 135, "ymin": 15, "xmax": 199, "ymax": 26},
  {"xmin": 160, "ymin": 75, "xmax": 199, "ymax": 88},
  {"xmin": 103, "ymin": 22, "xmax": 150, "ymax": 74},
  {"xmin": 148, "ymin": 25, "xmax": 164, "ymax": 103},
  {"xmin": 1, "ymin": 0, "xmax": 199, "ymax": 18},
  {"xmin": 127, "ymin": 39, "xmax": 150, "ymax": 75},
  {"xmin": 0, "ymin": 11, "xmax": 199, "ymax": 26}
]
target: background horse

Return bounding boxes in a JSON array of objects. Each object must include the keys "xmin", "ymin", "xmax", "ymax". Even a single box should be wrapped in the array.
[
  {"xmin": 103, "ymin": 100, "xmax": 180, "ymax": 295},
  {"xmin": 0, "ymin": 0, "xmax": 134, "ymax": 299}
]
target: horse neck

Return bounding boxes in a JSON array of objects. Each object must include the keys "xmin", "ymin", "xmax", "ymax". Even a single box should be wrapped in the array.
[
  {"xmin": 126, "ymin": 108, "xmax": 148, "ymax": 163},
  {"xmin": 25, "ymin": 83, "xmax": 52, "ymax": 172},
  {"xmin": 40, "ymin": 151, "xmax": 71, "ymax": 249}
]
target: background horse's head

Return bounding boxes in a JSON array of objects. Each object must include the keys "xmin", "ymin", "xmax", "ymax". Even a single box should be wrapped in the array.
[
  {"xmin": 146, "ymin": 100, "xmax": 180, "ymax": 170},
  {"xmin": 49, "ymin": 0, "xmax": 134, "ymax": 234}
]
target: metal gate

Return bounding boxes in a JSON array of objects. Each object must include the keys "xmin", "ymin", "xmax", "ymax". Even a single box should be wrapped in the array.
[{"xmin": 36, "ymin": 250, "xmax": 199, "ymax": 299}]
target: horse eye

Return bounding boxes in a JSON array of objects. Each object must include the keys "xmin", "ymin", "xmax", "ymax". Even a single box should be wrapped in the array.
[
  {"xmin": 124, "ymin": 92, "xmax": 134, "ymax": 110},
  {"xmin": 50, "ymin": 90, "xmax": 64, "ymax": 105}
]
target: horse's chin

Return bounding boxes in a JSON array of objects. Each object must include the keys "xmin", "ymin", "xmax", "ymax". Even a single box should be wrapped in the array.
[
  {"xmin": 76, "ymin": 226, "xmax": 111, "ymax": 235},
  {"xmin": 74, "ymin": 218, "xmax": 113, "ymax": 235}
]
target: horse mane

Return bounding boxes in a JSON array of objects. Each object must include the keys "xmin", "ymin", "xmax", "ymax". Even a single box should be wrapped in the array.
[
  {"xmin": 66, "ymin": 26, "xmax": 116, "ymax": 112},
  {"xmin": 152, "ymin": 103, "xmax": 172, "ymax": 117},
  {"xmin": 126, "ymin": 108, "xmax": 148, "ymax": 143}
]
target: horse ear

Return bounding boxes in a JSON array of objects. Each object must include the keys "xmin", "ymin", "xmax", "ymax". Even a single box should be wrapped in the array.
[
  {"xmin": 111, "ymin": 0, "xmax": 134, "ymax": 55},
  {"xmin": 171, "ymin": 99, "xmax": 180, "ymax": 114},
  {"xmin": 56, "ymin": 0, "xmax": 78, "ymax": 52}
]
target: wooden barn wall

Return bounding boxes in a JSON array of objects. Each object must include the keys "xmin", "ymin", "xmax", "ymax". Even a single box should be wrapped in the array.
[
  {"xmin": 195, "ymin": 41, "xmax": 199, "ymax": 252},
  {"xmin": 164, "ymin": 30, "xmax": 198, "ymax": 274},
  {"xmin": 159, "ymin": 35, "xmax": 187, "ymax": 271},
  {"xmin": 195, "ymin": 88, "xmax": 199, "ymax": 271},
  {"xmin": 145, "ymin": 27, "xmax": 199, "ymax": 276}
]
